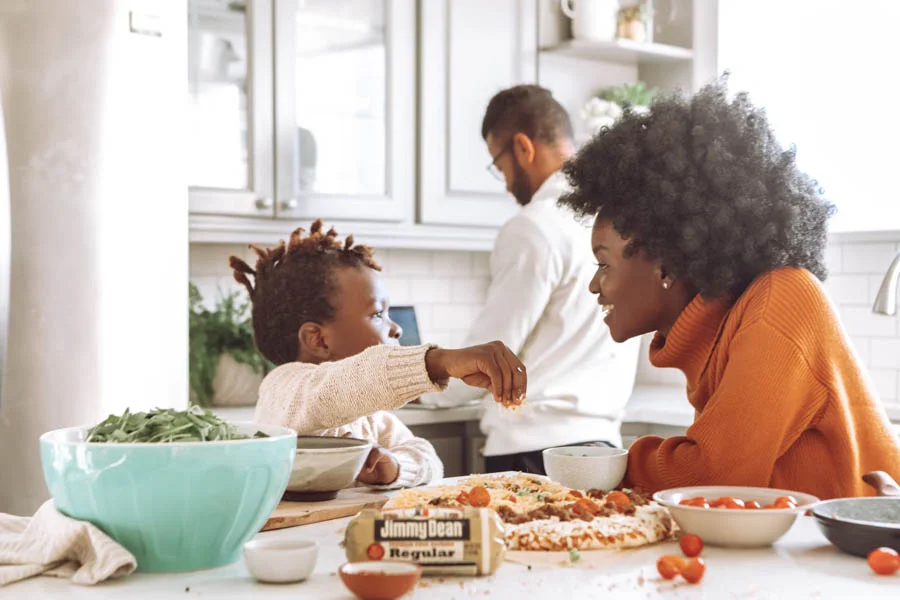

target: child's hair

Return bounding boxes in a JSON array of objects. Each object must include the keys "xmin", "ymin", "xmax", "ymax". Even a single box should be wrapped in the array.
[{"xmin": 229, "ymin": 219, "xmax": 381, "ymax": 365}]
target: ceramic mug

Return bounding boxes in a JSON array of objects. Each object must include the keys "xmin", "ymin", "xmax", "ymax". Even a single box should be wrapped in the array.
[{"xmin": 560, "ymin": 0, "xmax": 619, "ymax": 42}]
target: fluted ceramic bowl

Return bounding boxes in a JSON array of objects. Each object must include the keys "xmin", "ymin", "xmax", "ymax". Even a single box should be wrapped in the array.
[{"xmin": 40, "ymin": 421, "xmax": 296, "ymax": 572}]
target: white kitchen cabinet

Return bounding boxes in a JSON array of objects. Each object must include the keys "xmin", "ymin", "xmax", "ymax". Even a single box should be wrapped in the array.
[
  {"xmin": 188, "ymin": 0, "xmax": 414, "ymax": 223},
  {"xmin": 187, "ymin": 0, "xmax": 274, "ymax": 218},
  {"xmin": 273, "ymin": 0, "xmax": 416, "ymax": 222},
  {"xmin": 418, "ymin": 0, "xmax": 538, "ymax": 227}
]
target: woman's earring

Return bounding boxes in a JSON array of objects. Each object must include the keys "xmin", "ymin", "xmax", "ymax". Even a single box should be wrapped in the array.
[{"xmin": 662, "ymin": 281, "xmax": 671, "ymax": 290}]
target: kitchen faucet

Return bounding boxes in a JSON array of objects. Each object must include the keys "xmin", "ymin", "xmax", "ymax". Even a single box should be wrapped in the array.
[{"xmin": 873, "ymin": 250, "xmax": 900, "ymax": 316}]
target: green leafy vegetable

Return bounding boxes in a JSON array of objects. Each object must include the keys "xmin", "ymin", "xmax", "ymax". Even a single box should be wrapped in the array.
[
  {"xmin": 568, "ymin": 548, "xmax": 581, "ymax": 564},
  {"xmin": 86, "ymin": 406, "xmax": 268, "ymax": 443}
]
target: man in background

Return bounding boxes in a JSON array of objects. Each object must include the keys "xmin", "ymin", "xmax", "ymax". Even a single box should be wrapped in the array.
[{"xmin": 419, "ymin": 85, "xmax": 640, "ymax": 474}]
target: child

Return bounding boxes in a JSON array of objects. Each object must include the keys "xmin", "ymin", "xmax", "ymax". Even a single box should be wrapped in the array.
[{"xmin": 230, "ymin": 220, "xmax": 526, "ymax": 489}]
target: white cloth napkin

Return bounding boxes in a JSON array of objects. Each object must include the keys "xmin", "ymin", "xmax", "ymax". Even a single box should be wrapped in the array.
[{"xmin": 0, "ymin": 500, "xmax": 136, "ymax": 586}]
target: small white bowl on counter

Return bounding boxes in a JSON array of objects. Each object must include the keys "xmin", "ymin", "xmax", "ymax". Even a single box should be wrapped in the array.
[
  {"xmin": 542, "ymin": 446, "xmax": 628, "ymax": 491},
  {"xmin": 243, "ymin": 538, "xmax": 318, "ymax": 583},
  {"xmin": 653, "ymin": 485, "xmax": 819, "ymax": 548}
]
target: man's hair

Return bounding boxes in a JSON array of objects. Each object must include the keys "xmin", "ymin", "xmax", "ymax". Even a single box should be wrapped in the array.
[
  {"xmin": 559, "ymin": 76, "xmax": 835, "ymax": 298},
  {"xmin": 481, "ymin": 84, "xmax": 573, "ymax": 145},
  {"xmin": 229, "ymin": 220, "xmax": 380, "ymax": 365}
]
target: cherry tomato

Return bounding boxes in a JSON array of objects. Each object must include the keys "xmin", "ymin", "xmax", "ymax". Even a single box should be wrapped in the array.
[
  {"xmin": 744, "ymin": 501, "xmax": 762, "ymax": 510},
  {"xmin": 680, "ymin": 497, "xmax": 710, "ymax": 508},
  {"xmin": 868, "ymin": 547, "xmax": 900, "ymax": 575},
  {"xmin": 679, "ymin": 534, "xmax": 704, "ymax": 557},
  {"xmin": 606, "ymin": 491, "xmax": 631, "ymax": 508},
  {"xmin": 656, "ymin": 555, "xmax": 686, "ymax": 580},
  {"xmin": 468, "ymin": 486, "xmax": 491, "ymax": 508},
  {"xmin": 681, "ymin": 557, "xmax": 706, "ymax": 584},
  {"xmin": 775, "ymin": 496, "xmax": 798, "ymax": 506},
  {"xmin": 506, "ymin": 495, "xmax": 517, "ymax": 503},
  {"xmin": 713, "ymin": 496, "xmax": 745, "ymax": 509},
  {"xmin": 774, "ymin": 498, "xmax": 797, "ymax": 510},
  {"xmin": 568, "ymin": 490, "xmax": 584, "ymax": 499},
  {"xmin": 456, "ymin": 491, "xmax": 470, "ymax": 505},
  {"xmin": 575, "ymin": 497, "xmax": 602, "ymax": 516}
]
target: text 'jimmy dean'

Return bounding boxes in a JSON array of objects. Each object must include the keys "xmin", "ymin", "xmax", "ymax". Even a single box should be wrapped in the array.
[{"xmin": 375, "ymin": 519, "xmax": 470, "ymax": 541}]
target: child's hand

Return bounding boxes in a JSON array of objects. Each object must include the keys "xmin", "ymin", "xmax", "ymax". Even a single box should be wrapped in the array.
[
  {"xmin": 425, "ymin": 342, "xmax": 527, "ymax": 407},
  {"xmin": 356, "ymin": 446, "xmax": 400, "ymax": 486}
]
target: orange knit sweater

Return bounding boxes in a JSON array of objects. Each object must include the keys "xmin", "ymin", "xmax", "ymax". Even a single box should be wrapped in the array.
[{"xmin": 625, "ymin": 267, "xmax": 900, "ymax": 500}]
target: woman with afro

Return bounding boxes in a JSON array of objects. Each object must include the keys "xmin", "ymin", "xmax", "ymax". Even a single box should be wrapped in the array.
[{"xmin": 561, "ymin": 78, "xmax": 900, "ymax": 499}]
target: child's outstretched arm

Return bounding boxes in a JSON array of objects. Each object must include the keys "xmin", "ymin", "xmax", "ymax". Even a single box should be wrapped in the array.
[
  {"xmin": 255, "ymin": 341, "xmax": 526, "ymax": 434},
  {"xmin": 355, "ymin": 412, "xmax": 444, "ymax": 489}
]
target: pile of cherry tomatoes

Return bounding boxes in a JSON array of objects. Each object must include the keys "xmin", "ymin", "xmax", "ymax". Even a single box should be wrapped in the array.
[
  {"xmin": 679, "ymin": 495, "xmax": 798, "ymax": 510},
  {"xmin": 656, "ymin": 534, "xmax": 706, "ymax": 584}
]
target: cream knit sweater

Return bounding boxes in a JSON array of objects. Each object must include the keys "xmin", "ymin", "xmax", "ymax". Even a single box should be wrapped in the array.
[{"xmin": 253, "ymin": 344, "xmax": 447, "ymax": 489}]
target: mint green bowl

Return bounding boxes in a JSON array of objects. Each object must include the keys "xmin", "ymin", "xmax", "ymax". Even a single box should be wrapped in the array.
[{"xmin": 40, "ymin": 422, "xmax": 296, "ymax": 573}]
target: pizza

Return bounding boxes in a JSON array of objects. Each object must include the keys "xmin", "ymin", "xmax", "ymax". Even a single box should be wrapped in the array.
[{"xmin": 386, "ymin": 473, "xmax": 675, "ymax": 551}]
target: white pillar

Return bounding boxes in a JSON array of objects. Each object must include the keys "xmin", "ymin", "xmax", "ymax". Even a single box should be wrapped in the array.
[{"xmin": 0, "ymin": 0, "xmax": 188, "ymax": 515}]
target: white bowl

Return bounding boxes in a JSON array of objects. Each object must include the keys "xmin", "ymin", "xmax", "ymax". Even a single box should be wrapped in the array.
[
  {"xmin": 653, "ymin": 486, "xmax": 820, "ymax": 548},
  {"xmin": 542, "ymin": 446, "xmax": 628, "ymax": 490},
  {"xmin": 243, "ymin": 538, "xmax": 318, "ymax": 583},
  {"xmin": 287, "ymin": 436, "xmax": 372, "ymax": 498}
]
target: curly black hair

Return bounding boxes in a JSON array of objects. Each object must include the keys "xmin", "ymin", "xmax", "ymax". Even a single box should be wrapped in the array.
[
  {"xmin": 229, "ymin": 220, "xmax": 380, "ymax": 365},
  {"xmin": 559, "ymin": 76, "xmax": 835, "ymax": 298}
]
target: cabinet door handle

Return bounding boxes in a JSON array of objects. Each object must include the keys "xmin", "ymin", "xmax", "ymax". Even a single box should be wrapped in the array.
[
  {"xmin": 255, "ymin": 197, "xmax": 274, "ymax": 210},
  {"xmin": 280, "ymin": 199, "xmax": 298, "ymax": 211}
]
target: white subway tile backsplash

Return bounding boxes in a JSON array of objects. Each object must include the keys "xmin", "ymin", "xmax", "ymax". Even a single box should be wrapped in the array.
[
  {"xmin": 432, "ymin": 304, "xmax": 481, "ymax": 330},
  {"xmin": 824, "ymin": 244, "xmax": 842, "ymax": 274},
  {"xmin": 841, "ymin": 243, "xmax": 897, "ymax": 275},
  {"xmin": 451, "ymin": 278, "xmax": 489, "ymax": 304},
  {"xmin": 851, "ymin": 337, "xmax": 871, "ymax": 365},
  {"xmin": 870, "ymin": 368, "xmax": 898, "ymax": 402},
  {"xmin": 472, "ymin": 252, "xmax": 491, "ymax": 277},
  {"xmin": 871, "ymin": 339, "xmax": 900, "ymax": 369},
  {"xmin": 432, "ymin": 251, "xmax": 472, "ymax": 276},
  {"xmin": 385, "ymin": 250, "xmax": 432, "ymax": 276},
  {"xmin": 411, "ymin": 278, "xmax": 452, "ymax": 303},
  {"xmin": 190, "ymin": 244, "xmax": 247, "ymax": 277},
  {"xmin": 840, "ymin": 307, "xmax": 898, "ymax": 337},
  {"xmin": 189, "ymin": 239, "xmax": 900, "ymax": 406},
  {"xmin": 384, "ymin": 278, "xmax": 412, "ymax": 305},
  {"xmin": 826, "ymin": 274, "xmax": 869, "ymax": 305},
  {"xmin": 427, "ymin": 330, "xmax": 466, "ymax": 348}
]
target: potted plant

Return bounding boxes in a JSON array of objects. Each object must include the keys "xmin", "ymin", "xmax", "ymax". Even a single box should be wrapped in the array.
[
  {"xmin": 581, "ymin": 81, "xmax": 657, "ymax": 135},
  {"xmin": 189, "ymin": 283, "xmax": 271, "ymax": 407}
]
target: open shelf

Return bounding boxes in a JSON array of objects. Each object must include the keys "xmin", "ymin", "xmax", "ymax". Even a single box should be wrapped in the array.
[{"xmin": 541, "ymin": 38, "xmax": 693, "ymax": 64}]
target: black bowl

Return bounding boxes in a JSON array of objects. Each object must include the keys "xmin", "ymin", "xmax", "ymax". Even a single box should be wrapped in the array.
[{"xmin": 812, "ymin": 497, "xmax": 900, "ymax": 557}]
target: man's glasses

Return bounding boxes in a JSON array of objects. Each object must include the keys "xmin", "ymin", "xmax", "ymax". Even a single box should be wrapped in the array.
[{"xmin": 486, "ymin": 141, "xmax": 513, "ymax": 181}]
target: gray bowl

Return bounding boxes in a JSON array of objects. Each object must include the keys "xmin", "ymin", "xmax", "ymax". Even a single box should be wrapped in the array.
[
  {"xmin": 812, "ymin": 497, "xmax": 900, "ymax": 557},
  {"xmin": 284, "ymin": 436, "xmax": 372, "ymax": 501}
]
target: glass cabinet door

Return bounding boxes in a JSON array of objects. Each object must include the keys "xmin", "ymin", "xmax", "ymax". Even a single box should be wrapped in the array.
[
  {"xmin": 187, "ymin": 0, "xmax": 274, "ymax": 216},
  {"xmin": 274, "ymin": 0, "xmax": 414, "ymax": 222}
]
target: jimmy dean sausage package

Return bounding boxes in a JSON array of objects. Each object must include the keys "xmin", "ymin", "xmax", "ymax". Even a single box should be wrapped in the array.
[{"xmin": 344, "ymin": 507, "xmax": 506, "ymax": 576}]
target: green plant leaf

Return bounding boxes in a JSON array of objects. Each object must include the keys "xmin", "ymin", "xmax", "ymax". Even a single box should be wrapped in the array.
[{"xmin": 188, "ymin": 283, "xmax": 273, "ymax": 407}]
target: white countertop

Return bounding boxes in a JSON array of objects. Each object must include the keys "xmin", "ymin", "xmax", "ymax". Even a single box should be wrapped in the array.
[
  {"xmin": 8, "ymin": 506, "xmax": 896, "ymax": 599},
  {"xmin": 212, "ymin": 385, "xmax": 695, "ymax": 428}
]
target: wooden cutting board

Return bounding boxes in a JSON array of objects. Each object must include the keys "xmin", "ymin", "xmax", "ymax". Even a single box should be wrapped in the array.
[{"xmin": 262, "ymin": 489, "xmax": 390, "ymax": 532}]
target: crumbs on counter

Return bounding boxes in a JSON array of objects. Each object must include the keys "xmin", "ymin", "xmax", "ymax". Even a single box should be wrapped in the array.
[{"xmin": 185, "ymin": 586, "xmax": 190, "ymax": 593}]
